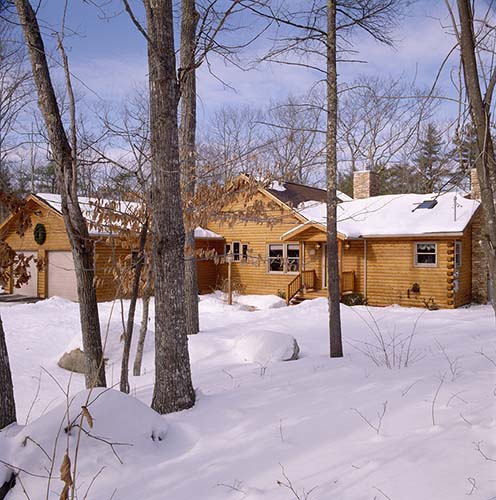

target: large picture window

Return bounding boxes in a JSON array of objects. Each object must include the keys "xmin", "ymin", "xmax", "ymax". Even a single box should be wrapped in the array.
[
  {"xmin": 267, "ymin": 243, "xmax": 300, "ymax": 273},
  {"xmin": 414, "ymin": 242, "xmax": 437, "ymax": 267}
]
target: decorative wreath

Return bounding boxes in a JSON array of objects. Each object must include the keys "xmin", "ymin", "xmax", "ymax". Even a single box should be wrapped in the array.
[{"xmin": 34, "ymin": 223, "xmax": 47, "ymax": 245}]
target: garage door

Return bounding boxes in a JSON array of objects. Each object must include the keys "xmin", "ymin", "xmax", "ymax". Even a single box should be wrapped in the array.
[
  {"xmin": 48, "ymin": 251, "xmax": 78, "ymax": 301},
  {"xmin": 16, "ymin": 251, "xmax": 38, "ymax": 297}
]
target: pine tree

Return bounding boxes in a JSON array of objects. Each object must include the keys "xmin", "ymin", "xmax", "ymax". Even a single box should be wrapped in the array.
[
  {"xmin": 413, "ymin": 123, "xmax": 451, "ymax": 193},
  {"xmin": 452, "ymin": 123, "xmax": 479, "ymax": 187}
]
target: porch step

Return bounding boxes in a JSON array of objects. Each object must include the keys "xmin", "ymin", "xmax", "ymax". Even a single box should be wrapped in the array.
[{"xmin": 290, "ymin": 294, "xmax": 308, "ymax": 306}]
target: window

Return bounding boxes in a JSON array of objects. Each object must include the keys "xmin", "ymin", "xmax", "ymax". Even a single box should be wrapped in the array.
[
  {"xmin": 455, "ymin": 241, "xmax": 462, "ymax": 268},
  {"xmin": 287, "ymin": 244, "xmax": 300, "ymax": 272},
  {"xmin": 232, "ymin": 241, "xmax": 241, "ymax": 261},
  {"xmin": 268, "ymin": 244, "xmax": 284, "ymax": 272},
  {"xmin": 413, "ymin": 199, "xmax": 438, "ymax": 211},
  {"xmin": 225, "ymin": 242, "xmax": 248, "ymax": 262},
  {"xmin": 268, "ymin": 243, "xmax": 300, "ymax": 274},
  {"xmin": 415, "ymin": 242, "xmax": 437, "ymax": 267}
]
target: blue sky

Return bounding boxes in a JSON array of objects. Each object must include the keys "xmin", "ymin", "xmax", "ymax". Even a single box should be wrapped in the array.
[{"xmin": 33, "ymin": 0, "xmax": 458, "ymax": 123}]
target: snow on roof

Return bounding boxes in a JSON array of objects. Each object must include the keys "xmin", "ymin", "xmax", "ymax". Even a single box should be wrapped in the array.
[
  {"xmin": 295, "ymin": 192, "xmax": 480, "ymax": 238},
  {"xmin": 268, "ymin": 181, "xmax": 286, "ymax": 192},
  {"xmin": 193, "ymin": 227, "xmax": 223, "ymax": 239},
  {"xmin": 337, "ymin": 191, "xmax": 353, "ymax": 202},
  {"xmin": 35, "ymin": 193, "xmax": 223, "ymax": 239}
]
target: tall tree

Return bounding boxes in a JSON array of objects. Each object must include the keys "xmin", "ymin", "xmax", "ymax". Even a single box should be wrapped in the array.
[
  {"xmin": 251, "ymin": 0, "xmax": 405, "ymax": 357},
  {"xmin": 326, "ymin": 0, "xmax": 342, "ymax": 357},
  {"xmin": 15, "ymin": 0, "xmax": 106, "ymax": 388},
  {"xmin": 143, "ymin": 0, "xmax": 196, "ymax": 413},
  {"xmin": 180, "ymin": 0, "xmax": 200, "ymax": 337},
  {"xmin": 452, "ymin": 0, "xmax": 496, "ymax": 310}
]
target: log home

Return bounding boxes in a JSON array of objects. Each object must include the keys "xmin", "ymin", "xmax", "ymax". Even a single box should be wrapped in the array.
[
  {"xmin": 205, "ymin": 171, "xmax": 484, "ymax": 309},
  {"xmin": 1, "ymin": 169, "xmax": 486, "ymax": 309}
]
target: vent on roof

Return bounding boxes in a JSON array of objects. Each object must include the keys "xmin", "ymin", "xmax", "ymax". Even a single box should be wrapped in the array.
[{"xmin": 412, "ymin": 199, "xmax": 438, "ymax": 212}]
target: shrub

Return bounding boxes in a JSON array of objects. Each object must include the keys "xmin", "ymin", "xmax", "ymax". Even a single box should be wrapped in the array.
[{"xmin": 341, "ymin": 292, "xmax": 366, "ymax": 306}]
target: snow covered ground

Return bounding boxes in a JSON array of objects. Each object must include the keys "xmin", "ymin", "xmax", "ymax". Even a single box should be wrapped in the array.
[{"xmin": 0, "ymin": 294, "xmax": 495, "ymax": 499}]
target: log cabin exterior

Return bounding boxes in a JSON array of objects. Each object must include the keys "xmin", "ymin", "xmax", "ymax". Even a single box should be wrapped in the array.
[
  {"xmin": 204, "ymin": 172, "xmax": 483, "ymax": 309},
  {"xmin": 1, "ymin": 169, "xmax": 486, "ymax": 310},
  {"xmin": 0, "ymin": 193, "xmax": 223, "ymax": 301}
]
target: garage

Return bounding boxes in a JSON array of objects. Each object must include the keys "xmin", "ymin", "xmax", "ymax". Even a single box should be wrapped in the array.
[
  {"xmin": 16, "ymin": 251, "xmax": 38, "ymax": 297},
  {"xmin": 47, "ymin": 251, "xmax": 78, "ymax": 301}
]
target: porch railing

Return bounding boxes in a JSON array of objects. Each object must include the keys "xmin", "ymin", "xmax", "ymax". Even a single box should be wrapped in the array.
[
  {"xmin": 286, "ymin": 269, "xmax": 316, "ymax": 305},
  {"xmin": 302, "ymin": 269, "xmax": 316, "ymax": 290},
  {"xmin": 286, "ymin": 274, "xmax": 302, "ymax": 305}
]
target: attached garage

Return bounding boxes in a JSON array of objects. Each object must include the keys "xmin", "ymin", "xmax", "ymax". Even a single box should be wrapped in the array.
[
  {"xmin": 1, "ymin": 193, "xmax": 224, "ymax": 302},
  {"xmin": 47, "ymin": 251, "xmax": 78, "ymax": 301},
  {"xmin": 16, "ymin": 251, "xmax": 38, "ymax": 297}
]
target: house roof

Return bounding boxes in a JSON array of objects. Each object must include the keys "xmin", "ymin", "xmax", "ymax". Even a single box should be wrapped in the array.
[
  {"xmin": 289, "ymin": 191, "xmax": 480, "ymax": 239},
  {"xmin": 265, "ymin": 180, "xmax": 352, "ymax": 207},
  {"xmin": 34, "ymin": 193, "xmax": 223, "ymax": 239}
]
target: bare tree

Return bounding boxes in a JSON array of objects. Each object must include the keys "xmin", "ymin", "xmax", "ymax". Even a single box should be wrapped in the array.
[
  {"xmin": 0, "ymin": 15, "xmax": 32, "ymax": 220},
  {"xmin": 451, "ymin": 0, "xmax": 496, "ymax": 310},
  {"xmin": 15, "ymin": 0, "xmax": 106, "ymax": 387},
  {"xmin": 265, "ymin": 93, "xmax": 325, "ymax": 185},
  {"xmin": 198, "ymin": 104, "xmax": 267, "ymax": 182},
  {"xmin": 180, "ymin": 0, "xmax": 201, "ymax": 337},
  {"xmin": 327, "ymin": 0, "xmax": 343, "ymax": 357},
  {"xmin": 338, "ymin": 76, "xmax": 434, "ymax": 174},
  {"xmin": 246, "ymin": 0, "xmax": 406, "ymax": 357},
  {"xmin": 141, "ymin": 0, "xmax": 196, "ymax": 413}
]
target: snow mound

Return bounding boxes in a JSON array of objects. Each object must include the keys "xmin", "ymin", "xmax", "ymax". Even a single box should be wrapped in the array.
[
  {"xmin": 234, "ymin": 331, "xmax": 300, "ymax": 364},
  {"xmin": 234, "ymin": 294, "xmax": 286, "ymax": 310},
  {"xmin": 0, "ymin": 389, "xmax": 168, "ymax": 497},
  {"xmin": 199, "ymin": 292, "xmax": 286, "ymax": 311}
]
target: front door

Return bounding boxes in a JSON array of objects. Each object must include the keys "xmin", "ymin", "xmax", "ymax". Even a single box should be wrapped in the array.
[{"xmin": 322, "ymin": 243, "xmax": 327, "ymax": 289}]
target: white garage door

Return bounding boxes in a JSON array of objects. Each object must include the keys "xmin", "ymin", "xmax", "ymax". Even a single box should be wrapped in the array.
[
  {"xmin": 16, "ymin": 251, "xmax": 38, "ymax": 297},
  {"xmin": 48, "ymin": 251, "xmax": 78, "ymax": 301}
]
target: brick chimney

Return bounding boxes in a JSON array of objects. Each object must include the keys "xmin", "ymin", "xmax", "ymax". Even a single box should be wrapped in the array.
[
  {"xmin": 353, "ymin": 170, "xmax": 380, "ymax": 199},
  {"xmin": 470, "ymin": 168, "xmax": 481, "ymax": 199}
]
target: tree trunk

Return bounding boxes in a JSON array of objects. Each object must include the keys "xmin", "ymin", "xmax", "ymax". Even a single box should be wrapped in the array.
[
  {"xmin": 120, "ymin": 220, "xmax": 148, "ymax": 393},
  {"xmin": 180, "ymin": 0, "xmax": 200, "ymax": 336},
  {"xmin": 145, "ymin": 0, "xmax": 195, "ymax": 413},
  {"xmin": 15, "ymin": 0, "xmax": 106, "ymax": 388},
  {"xmin": 133, "ymin": 273, "xmax": 152, "ymax": 377},
  {"xmin": 457, "ymin": 0, "xmax": 496, "ymax": 311},
  {"xmin": 0, "ymin": 314, "xmax": 16, "ymax": 429},
  {"xmin": 326, "ymin": 0, "xmax": 343, "ymax": 358}
]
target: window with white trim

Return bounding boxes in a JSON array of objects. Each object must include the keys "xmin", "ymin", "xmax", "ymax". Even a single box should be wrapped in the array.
[
  {"xmin": 267, "ymin": 243, "xmax": 300, "ymax": 273},
  {"xmin": 268, "ymin": 244, "xmax": 284, "ymax": 272},
  {"xmin": 455, "ymin": 241, "xmax": 462, "ymax": 268},
  {"xmin": 414, "ymin": 242, "xmax": 437, "ymax": 267},
  {"xmin": 225, "ymin": 242, "xmax": 249, "ymax": 262},
  {"xmin": 287, "ymin": 244, "xmax": 300, "ymax": 272}
]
